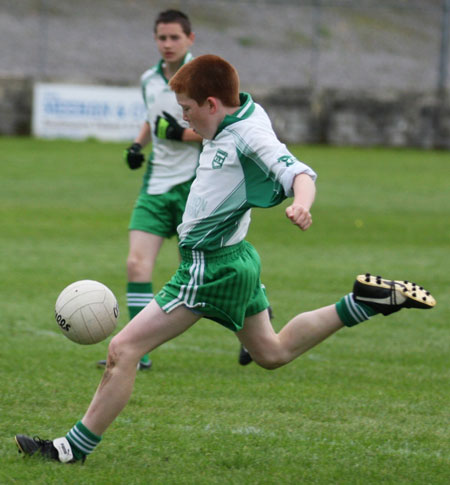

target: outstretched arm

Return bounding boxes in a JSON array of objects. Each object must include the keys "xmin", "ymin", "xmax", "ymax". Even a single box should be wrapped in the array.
[{"xmin": 285, "ymin": 173, "xmax": 316, "ymax": 231}]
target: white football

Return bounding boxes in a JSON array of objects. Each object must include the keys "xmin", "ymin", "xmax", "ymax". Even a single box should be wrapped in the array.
[{"xmin": 55, "ymin": 280, "xmax": 119, "ymax": 345}]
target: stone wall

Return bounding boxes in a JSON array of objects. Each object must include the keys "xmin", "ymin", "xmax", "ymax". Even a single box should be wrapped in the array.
[
  {"xmin": 1, "ymin": 76, "xmax": 449, "ymax": 149},
  {"xmin": 255, "ymin": 88, "xmax": 450, "ymax": 149}
]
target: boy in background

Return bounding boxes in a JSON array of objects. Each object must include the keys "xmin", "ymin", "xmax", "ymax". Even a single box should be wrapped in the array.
[{"xmin": 98, "ymin": 10, "xmax": 202, "ymax": 370}]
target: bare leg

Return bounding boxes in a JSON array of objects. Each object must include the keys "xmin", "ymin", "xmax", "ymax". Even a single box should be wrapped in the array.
[
  {"xmin": 127, "ymin": 230, "xmax": 165, "ymax": 282},
  {"xmin": 83, "ymin": 301, "xmax": 200, "ymax": 435},
  {"xmin": 237, "ymin": 305, "xmax": 343, "ymax": 369},
  {"xmin": 278, "ymin": 305, "xmax": 343, "ymax": 358},
  {"xmin": 125, "ymin": 231, "xmax": 165, "ymax": 365}
]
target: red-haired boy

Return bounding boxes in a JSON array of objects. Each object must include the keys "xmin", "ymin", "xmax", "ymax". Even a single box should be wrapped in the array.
[{"xmin": 15, "ymin": 55, "xmax": 435, "ymax": 464}]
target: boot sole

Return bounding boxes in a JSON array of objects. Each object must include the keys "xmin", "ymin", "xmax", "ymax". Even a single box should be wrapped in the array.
[{"xmin": 355, "ymin": 274, "xmax": 436, "ymax": 310}]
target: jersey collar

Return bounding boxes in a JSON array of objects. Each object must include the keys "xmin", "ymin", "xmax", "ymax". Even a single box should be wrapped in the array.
[
  {"xmin": 214, "ymin": 92, "xmax": 255, "ymax": 138},
  {"xmin": 157, "ymin": 52, "xmax": 194, "ymax": 84}
]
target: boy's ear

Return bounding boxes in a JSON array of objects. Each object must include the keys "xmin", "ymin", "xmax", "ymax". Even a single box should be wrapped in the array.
[{"xmin": 206, "ymin": 97, "xmax": 219, "ymax": 113}]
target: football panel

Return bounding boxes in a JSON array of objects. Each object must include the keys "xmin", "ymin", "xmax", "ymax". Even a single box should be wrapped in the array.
[
  {"xmin": 62, "ymin": 307, "xmax": 91, "ymax": 344},
  {"xmin": 83, "ymin": 302, "xmax": 117, "ymax": 344}
]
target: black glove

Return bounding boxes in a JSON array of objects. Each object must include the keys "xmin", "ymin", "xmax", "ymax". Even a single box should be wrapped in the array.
[
  {"xmin": 154, "ymin": 111, "xmax": 185, "ymax": 141},
  {"xmin": 124, "ymin": 142, "xmax": 144, "ymax": 169}
]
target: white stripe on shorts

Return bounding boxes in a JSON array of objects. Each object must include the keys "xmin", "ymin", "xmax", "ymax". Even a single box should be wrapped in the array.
[{"xmin": 178, "ymin": 250, "xmax": 205, "ymax": 307}]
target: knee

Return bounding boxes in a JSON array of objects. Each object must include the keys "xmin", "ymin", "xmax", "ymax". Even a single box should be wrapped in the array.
[
  {"xmin": 126, "ymin": 253, "xmax": 141, "ymax": 275},
  {"xmin": 106, "ymin": 336, "xmax": 122, "ymax": 368},
  {"xmin": 255, "ymin": 358, "xmax": 283, "ymax": 371},
  {"xmin": 252, "ymin": 351, "xmax": 288, "ymax": 370},
  {"xmin": 106, "ymin": 335, "xmax": 136, "ymax": 369},
  {"xmin": 127, "ymin": 251, "xmax": 152, "ymax": 280}
]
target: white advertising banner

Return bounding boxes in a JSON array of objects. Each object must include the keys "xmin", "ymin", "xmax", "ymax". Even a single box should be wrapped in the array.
[{"xmin": 32, "ymin": 83, "xmax": 146, "ymax": 141}]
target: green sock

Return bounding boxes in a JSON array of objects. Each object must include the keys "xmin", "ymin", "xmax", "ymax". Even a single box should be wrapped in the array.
[
  {"xmin": 336, "ymin": 293, "xmax": 377, "ymax": 327},
  {"xmin": 66, "ymin": 421, "xmax": 102, "ymax": 460},
  {"xmin": 140, "ymin": 353, "xmax": 151, "ymax": 365},
  {"xmin": 127, "ymin": 282, "xmax": 153, "ymax": 363},
  {"xmin": 127, "ymin": 282, "xmax": 153, "ymax": 319}
]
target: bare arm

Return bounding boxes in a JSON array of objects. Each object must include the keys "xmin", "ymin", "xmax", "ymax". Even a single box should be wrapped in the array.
[
  {"xmin": 285, "ymin": 173, "xmax": 316, "ymax": 231},
  {"xmin": 182, "ymin": 128, "xmax": 203, "ymax": 143}
]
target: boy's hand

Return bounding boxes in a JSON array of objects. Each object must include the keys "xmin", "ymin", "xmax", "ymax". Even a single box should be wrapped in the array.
[
  {"xmin": 124, "ymin": 142, "xmax": 144, "ymax": 169},
  {"xmin": 285, "ymin": 204, "xmax": 312, "ymax": 231},
  {"xmin": 154, "ymin": 111, "xmax": 185, "ymax": 140}
]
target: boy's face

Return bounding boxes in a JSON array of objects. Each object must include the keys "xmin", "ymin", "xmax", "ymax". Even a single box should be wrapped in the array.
[
  {"xmin": 176, "ymin": 93, "xmax": 217, "ymax": 139},
  {"xmin": 154, "ymin": 22, "xmax": 194, "ymax": 65}
]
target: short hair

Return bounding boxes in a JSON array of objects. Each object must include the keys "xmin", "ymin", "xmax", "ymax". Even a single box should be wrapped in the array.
[
  {"xmin": 169, "ymin": 55, "xmax": 240, "ymax": 107},
  {"xmin": 154, "ymin": 9, "xmax": 192, "ymax": 36}
]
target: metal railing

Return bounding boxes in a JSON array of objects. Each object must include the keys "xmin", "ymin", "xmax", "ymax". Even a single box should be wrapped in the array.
[{"xmin": 12, "ymin": 0, "xmax": 450, "ymax": 96}]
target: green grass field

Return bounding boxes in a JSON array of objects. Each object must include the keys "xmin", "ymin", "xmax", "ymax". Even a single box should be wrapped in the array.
[{"xmin": 0, "ymin": 137, "xmax": 448, "ymax": 484}]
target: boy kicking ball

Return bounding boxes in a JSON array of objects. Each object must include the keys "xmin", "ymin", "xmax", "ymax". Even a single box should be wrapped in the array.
[{"xmin": 15, "ymin": 55, "xmax": 436, "ymax": 464}]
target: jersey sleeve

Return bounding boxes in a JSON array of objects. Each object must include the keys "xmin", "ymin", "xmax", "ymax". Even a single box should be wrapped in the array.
[
  {"xmin": 232, "ymin": 120, "xmax": 317, "ymax": 207},
  {"xmin": 260, "ymin": 138, "xmax": 317, "ymax": 198}
]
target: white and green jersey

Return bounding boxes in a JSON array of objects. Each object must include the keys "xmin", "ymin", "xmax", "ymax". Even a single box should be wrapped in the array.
[
  {"xmin": 178, "ymin": 93, "xmax": 317, "ymax": 250},
  {"xmin": 140, "ymin": 52, "xmax": 201, "ymax": 195}
]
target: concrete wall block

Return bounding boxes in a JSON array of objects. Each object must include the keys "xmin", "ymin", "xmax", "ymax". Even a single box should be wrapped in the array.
[{"xmin": 0, "ymin": 76, "xmax": 448, "ymax": 148}]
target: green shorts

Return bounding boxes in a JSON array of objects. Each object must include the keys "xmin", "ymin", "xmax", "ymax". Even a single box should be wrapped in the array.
[
  {"xmin": 129, "ymin": 179, "xmax": 193, "ymax": 238},
  {"xmin": 154, "ymin": 241, "xmax": 269, "ymax": 332}
]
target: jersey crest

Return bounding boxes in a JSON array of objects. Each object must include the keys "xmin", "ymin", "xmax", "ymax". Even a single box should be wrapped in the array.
[
  {"xmin": 212, "ymin": 149, "xmax": 228, "ymax": 169},
  {"xmin": 277, "ymin": 155, "xmax": 295, "ymax": 167}
]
